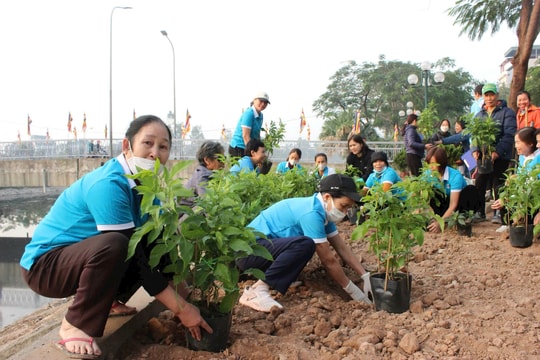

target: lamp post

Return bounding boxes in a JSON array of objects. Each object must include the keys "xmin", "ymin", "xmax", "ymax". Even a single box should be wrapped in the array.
[
  {"xmin": 161, "ymin": 30, "xmax": 176, "ymax": 139},
  {"xmin": 407, "ymin": 61, "xmax": 445, "ymax": 109},
  {"xmin": 398, "ymin": 101, "xmax": 415, "ymax": 119},
  {"xmin": 109, "ymin": 6, "xmax": 132, "ymax": 158}
]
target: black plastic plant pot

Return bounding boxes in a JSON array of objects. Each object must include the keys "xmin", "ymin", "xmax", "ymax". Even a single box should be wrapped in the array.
[
  {"xmin": 476, "ymin": 158, "xmax": 493, "ymax": 175},
  {"xmin": 369, "ymin": 272, "xmax": 412, "ymax": 314},
  {"xmin": 259, "ymin": 160, "xmax": 273, "ymax": 175},
  {"xmin": 457, "ymin": 223, "xmax": 473, "ymax": 237},
  {"xmin": 509, "ymin": 224, "xmax": 534, "ymax": 248},
  {"xmin": 186, "ymin": 311, "xmax": 232, "ymax": 353}
]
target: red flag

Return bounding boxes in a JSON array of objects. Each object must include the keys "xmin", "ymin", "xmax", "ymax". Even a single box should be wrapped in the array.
[
  {"xmin": 27, "ymin": 114, "xmax": 32, "ymax": 136},
  {"xmin": 221, "ymin": 124, "xmax": 226, "ymax": 139},
  {"xmin": 104, "ymin": 125, "xmax": 108, "ymax": 139},
  {"xmin": 17, "ymin": 130, "xmax": 21, "ymax": 144},
  {"xmin": 73, "ymin": 126, "xmax": 77, "ymax": 140},
  {"xmin": 82, "ymin": 113, "xmax": 87, "ymax": 133},
  {"xmin": 46, "ymin": 128, "xmax": 50, "ymax": 142},
  {"xmin": 68, "ymin": 112, "xmax": 73, "ymax": 132},
  {"xmin": 182, "ymin": 109, "xmax": 191, "ymax": 139},
  {"xmin": 300, "ymin": 108, "xmax": 307, "ymax": 134},
  {"xmin": 393, "ymin": 123, "xmax": 399, "ymax": 142},
  {"xmin": 307, "ymin": 124, "xmax": 311, "ymax": 141}
]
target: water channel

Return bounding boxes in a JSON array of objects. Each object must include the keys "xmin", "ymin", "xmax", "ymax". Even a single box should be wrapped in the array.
[{"xmin": 0, "ymin": 188, "xmax": 61, "ymax": 329}]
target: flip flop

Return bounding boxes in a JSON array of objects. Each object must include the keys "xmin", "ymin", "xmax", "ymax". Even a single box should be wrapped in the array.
[
  {"xmin": 55, "ymin": 337, "xmax": 99, "ymax": 359},
  {"xmin": 109, "ymin": 302, "xmax": 137, "ymax": 317}
]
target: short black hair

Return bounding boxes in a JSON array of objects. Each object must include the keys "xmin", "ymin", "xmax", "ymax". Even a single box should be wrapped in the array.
[
  {"xmin": 245, "ymin": 139, "xmax": 265, "ymax": 156},
  {"xmin": 125, "ymin": 115, "xmax": 172, "ymax": 144}
]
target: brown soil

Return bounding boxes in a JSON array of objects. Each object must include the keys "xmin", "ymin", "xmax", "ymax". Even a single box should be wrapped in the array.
[{"xmin": 117, "ymin": 219, "xmax": 540, "ymax": 360}]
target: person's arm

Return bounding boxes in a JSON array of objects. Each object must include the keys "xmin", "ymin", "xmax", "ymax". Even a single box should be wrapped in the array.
[
  {"xmin": 154, "ymin": 285, "xmax": 212, "ymax": 341},
  {"xmin": 495, "ymin": 108, "xmax": 517, "ymax": 160},
  {"xmin": 241, "ymin": 127, "xmax": 251, "ymax": 149},
  {"xmin": 327, "ymin": 233, "xmax": 367, "ymax": 277},
  {"xmin": 442, "ymin": 191, "xmax": 460, "ymax": 218}
]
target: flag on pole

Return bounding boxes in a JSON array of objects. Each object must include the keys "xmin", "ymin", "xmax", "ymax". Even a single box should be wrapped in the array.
[
  {"xmin": 82, "ymin": 113, "xmax": 87, "ymax": 133},
  {"xmin": 46, "ymin": 128, "xmax": 50, "ymax": 142},
  {"xmin": 182, "ymin": 109, "xmax": 191, "ymax": 139},
  {"xmin": 73, "ymin": 126, "xmax": 77, "ymax": 140},
  {"xmin": 104, "ymin": 125, "xmax": 108, "ymax": 139},
  {"xmin": 221, "ymin": 124, "xmax": 226, "ymax": 139},
  {"xmin": 393, "ymin": 123, "xmax": 399, "ymax": 142},
  {"xmin": 133, "ymin": 109, "xmax": 136, "ymax": 120},
  {"xmin": 17, "ymin": 130, "xmax": 21, "ymax": 144},
  {"xmin": 353, "ymin": 110, "xmax": 361, "ymax": 134},
  {"xmin": 68, "ymin": 112, "xmax": 73, "ymax": 132},
  {"xmin": 27, "ymin": 114, "xmax": 32, "ymax": 136},
  {"xmin": 299, "ymin": 108, "xmax": 307, "ymax": 134},
  {"xmin": 307, "ymin": 124, "xmax": 311, "ymax": 141}
]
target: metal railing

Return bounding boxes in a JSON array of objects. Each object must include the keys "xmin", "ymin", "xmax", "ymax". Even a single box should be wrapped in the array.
[{"xmin": 0, "ymin": 139, "xmax": 405, "ymax": 164}]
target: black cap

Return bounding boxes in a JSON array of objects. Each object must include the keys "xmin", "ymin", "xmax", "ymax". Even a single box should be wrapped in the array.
[
  {"xmin": 317, "ymin": 174, "xmax": 361, "ymax": 202},
  {"xmin": 371, "ymin": 151, "xmax": 388, "ymax": 165}
]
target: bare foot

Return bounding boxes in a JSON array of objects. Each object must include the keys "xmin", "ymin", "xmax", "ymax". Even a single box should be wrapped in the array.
[{"xmin": 58, "ymin": 317, "xmax": 102, "ymax": 356}]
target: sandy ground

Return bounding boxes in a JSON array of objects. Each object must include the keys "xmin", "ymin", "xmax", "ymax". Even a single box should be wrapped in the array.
[{"xmin": 115, "ymin": 218, "xmax": 540, "ymax": 360}]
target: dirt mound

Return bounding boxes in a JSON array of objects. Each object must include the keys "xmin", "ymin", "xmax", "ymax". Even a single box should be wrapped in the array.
[{"xmin": 118, "ymin": 220, "xmax": 540, "ymax": 360}]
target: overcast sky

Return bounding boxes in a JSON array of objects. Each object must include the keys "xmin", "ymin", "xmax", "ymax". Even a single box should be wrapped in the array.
[{"xmin": 0, "ymin": 0, "xmax": 520, "ymax": 144}]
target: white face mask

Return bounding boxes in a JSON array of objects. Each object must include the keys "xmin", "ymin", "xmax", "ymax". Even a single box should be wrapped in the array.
[
  {"xmin": 288, "ymin": 159, "xmax": 297, "ymax": 166},
  {"xmin": 126, "ymin": 143, "xmax": 161, "ymax": 174},
  {"xmin": 317, "ymin": 163, "xmax": 326, "ymax": 171},
  {"xmin": 326, "ymin": 198, "xmax": 346, "ymax": 223},
  {"xmin": 440, "ymin": 126, "xmax": 449, "ymax": 132}
]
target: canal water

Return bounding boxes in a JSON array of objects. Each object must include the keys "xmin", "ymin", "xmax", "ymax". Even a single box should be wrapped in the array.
[{"xmin": 0, "ymin": 188, "xmax": 61, "ymax": 329}]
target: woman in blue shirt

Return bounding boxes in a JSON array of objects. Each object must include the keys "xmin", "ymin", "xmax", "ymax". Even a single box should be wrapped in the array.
[
  {"xmin": 229, "ymin": 92, "xmax": 270, "ymax": 157},
  {"xmin": 276, "ymin": 148, "xmax": 303, "ymax": 174},
  {"xmin": 20, "ymin": 116, "xmax": 211, "ymax": 358},
  {"xmin": 236, "ymin": 174, "xmax": 372, "ymax": 312}
]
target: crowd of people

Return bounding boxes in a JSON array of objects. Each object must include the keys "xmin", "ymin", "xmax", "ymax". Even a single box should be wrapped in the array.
[{"xmin": 19, "ymin": 86, "xmax": 540, "ymax": 358}]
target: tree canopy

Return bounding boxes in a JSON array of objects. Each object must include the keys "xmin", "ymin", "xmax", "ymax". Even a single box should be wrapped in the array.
[{"xmin": 313, "ymin": 56, "xmax": 474, "ymax": 141}]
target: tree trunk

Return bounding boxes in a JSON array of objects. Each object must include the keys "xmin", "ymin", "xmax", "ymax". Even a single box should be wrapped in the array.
[{"xmin": 509, "ymin": 1, "xmax": 540, "ymax": 111}]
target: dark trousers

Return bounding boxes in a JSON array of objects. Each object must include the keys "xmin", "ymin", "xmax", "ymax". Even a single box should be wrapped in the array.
[
  {"xmin": 406, "ymin": 153, "xmax": 422, "ymax": 176},
  {"xmin": 236, "ymin": 236, "xmax": 315, "ymax": 294},
  {"xmin": 21, "ymin": 233, "xmax": 170, "ymax": 337},
  {"xmin": 475, "ymin": 158, "xmax": 510, "ymax": 216},
  {"xmin": 228, "ymin": 145, "xmax": 245, "ymax": 157},
  {"xmin": 430, "ymin": 185, "xmax": 482, "ymax": 217}
]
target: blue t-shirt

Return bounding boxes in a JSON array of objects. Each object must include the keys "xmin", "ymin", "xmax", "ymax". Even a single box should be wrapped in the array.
[
  {"xmin": 365, "ymin": 166, "xmax": 401, "ymax": 188},
  {"xmin": 230, "ymin": 107, "xmax": 263, "ymax": 149},
  {"xmin": 230, "ymin": 156, "xmax": 258, "ymax": 175},
  {"xmin": 519, "ymin": 152, "xmax": 540, "ymax": 174},
  {"xmin": 248, "ymin": 193, "xmax": 338, "ymax": 244},
  {"xmin": 275, "ymin": 161, "xmax": 304, "ymax": 174},
  {"xmin": 423, "ymin": 167, "xmax": 466, "ymax": 196},
  {"xmin": 20, "ymin": 155, "xmax": 144, "ymax": 270}
]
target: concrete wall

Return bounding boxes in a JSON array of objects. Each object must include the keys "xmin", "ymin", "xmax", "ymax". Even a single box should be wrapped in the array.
[{"xmin": 0, "ymin": 159, "xmax": 199, "ymax": 188}]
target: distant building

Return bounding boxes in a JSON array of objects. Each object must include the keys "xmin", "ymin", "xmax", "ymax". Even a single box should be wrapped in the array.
[{"xmin": 499, "ymin": 45, "xmax": 540, "ymax": 88}]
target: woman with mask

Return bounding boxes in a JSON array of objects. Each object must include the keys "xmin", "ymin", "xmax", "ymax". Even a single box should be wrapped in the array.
[
  {"xmin": 363, "ymin": 151, "xmax": 402, "ymax": 194},
  {"xmin": 313, "ymin": 153, "xmax": 336, "ymax": 179},
  {"xmin": 236, "ymin": 174, "xmax": 372, "ymax": 313},
  {"xmin": 20, "ymin": 115, "xmax": 211, "ymax": 359},
  {"xmin": 430, "ymin": 119, "xmax": 452, "ymax": 143},
  {"xmin": 276, "ymin": 148, "xmax": 304, "ymax": 174}
]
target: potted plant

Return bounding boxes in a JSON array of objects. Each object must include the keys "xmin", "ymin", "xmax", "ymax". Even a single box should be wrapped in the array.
[
  {"xmin": 498, "ymin": 164, "xmax": 540, "ymax": 247},
  {"xmin": 446, "ymin": 210, "xmax": 474, "ymax": 237},
  {"xmin": 127, "ymin": 160, "xmax": 272, "ymax": 352},
  {"xmin": 259, "ymin": 119, "xmax": 286, "ymax": 174},
  {"xmin": 351, "ymin": 175, "xmax": 443, "ymax": 313},
  {"xmin": 391, "ymin": 148, "xmax": 408, "ymax": 178},
  {"xmin": 462, "ymin": 114, "xmax": 499, "ymax": 174}
]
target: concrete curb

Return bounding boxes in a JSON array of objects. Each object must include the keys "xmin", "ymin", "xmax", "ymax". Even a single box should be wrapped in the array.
[{"xmin": 4, "ymin": 288, "xmax": 164, "ymax": 360}]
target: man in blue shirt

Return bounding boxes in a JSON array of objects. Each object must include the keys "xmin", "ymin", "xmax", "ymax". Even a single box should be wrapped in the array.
[
  {"xmin": 237, "ymin": 174, "xmax": 372, "ymax": 312},
  {"xmin": 230, "ymin": 139, "xmax": 267, "ymax": 175}
]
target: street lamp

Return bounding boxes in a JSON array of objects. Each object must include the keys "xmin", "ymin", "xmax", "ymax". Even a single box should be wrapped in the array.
[
  {"xmin": 407, "ymin": 61, "xmax": 445, "ymax": 109},
  {"xmin": 398, "ymin": 101, "xmax": 415, "ymax": 118},
  {"xmin": 161, "ymin": 30, "xmax": 177, "ymax": 139},
  {"xmin": 109, "ymin": 6, "xmax": 132, "ymax": 158}
]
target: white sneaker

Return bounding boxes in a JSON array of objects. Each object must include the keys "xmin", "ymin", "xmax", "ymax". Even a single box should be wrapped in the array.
[
  {"xmin": 496, "ymin": 225, "xmax": 509, "ymax": 233},
  {"xmin": 239, "ymin": 285, "xmax": 283, "ymax": 312}
]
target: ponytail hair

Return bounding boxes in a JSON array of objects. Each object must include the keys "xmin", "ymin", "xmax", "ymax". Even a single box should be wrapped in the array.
[{"xmin": 401, "ymin": 113, "xmax": 418, "ymax": 136}]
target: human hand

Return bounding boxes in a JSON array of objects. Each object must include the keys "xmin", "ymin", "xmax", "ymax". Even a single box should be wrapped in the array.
[
  {"xmin": 534, "ymin": 212, "xmax": 540, "ymax": 226},
  {"xmin": 472, "ymin": 151, "xmax": 479, "ymax": 160},
  {"xmin": 343, "ymin": 280, "xmax": 372, "ymax": 304},
  {"xmin": 425, "ymin": 143, "xmax": 433, "ymax": 150},
  {"xmin": 427, "ymin": 219, "xmax": 441, "ymax": 233},
  {"xmin": 434, "ymin": 140, "xmax": 442, "ymax": 145},
  {"xmin": 361, "ymin": 272, "xmax": 372, "ymax": 301},
  {"xmin": 177, "ymin": 303, "xmax": 213, "ymax": 341},
  {"xmin": 491, "ymin": 199, "xmax": 502, "ymax": 210},
  {"xmin": 491, "ymin": 152, "xmax": 499, "ymax": 162}
]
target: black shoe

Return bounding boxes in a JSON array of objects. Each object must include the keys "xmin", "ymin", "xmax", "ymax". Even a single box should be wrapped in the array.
[{"xmin": 472, "ymin": 212, "xmax": 486, "ymax": 223}]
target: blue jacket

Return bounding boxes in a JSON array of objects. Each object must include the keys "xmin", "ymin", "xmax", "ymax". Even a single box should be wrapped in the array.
[
  {"xmin": 442, "ymin": 132, "xmax": 471, "ymax": 153},
  {"xmin": 473, "ymin": 100, "xmax": 516, "ymax": 161},
  {"xmin": 404, "ymin": 125, "xmax": 424, "ymax": 157}
]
